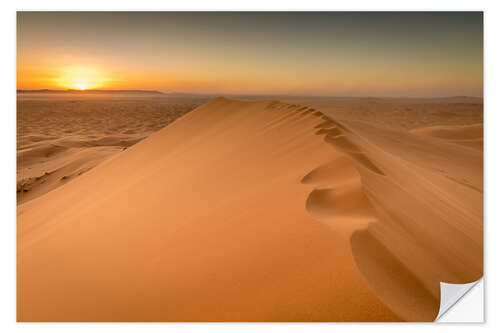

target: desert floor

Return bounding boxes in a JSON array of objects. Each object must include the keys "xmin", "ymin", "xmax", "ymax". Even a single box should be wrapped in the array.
[{"xmin": 17, "ymin": 94, "xmax": 483, "ymax": 321}]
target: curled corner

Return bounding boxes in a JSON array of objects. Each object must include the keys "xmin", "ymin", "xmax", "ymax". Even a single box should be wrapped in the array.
[{"xmin": 435, "ymin": 278, "xmax": 483, "ymax": 322}]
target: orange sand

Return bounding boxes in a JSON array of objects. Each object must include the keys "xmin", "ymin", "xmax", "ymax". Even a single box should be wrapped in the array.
[
  {"xmin": 17, "ymin": 94, "xmax": 203, "ymax": 204},
  {"xmin": 17, "ymin": 97, "xmax": 483, "ymax": 321}
]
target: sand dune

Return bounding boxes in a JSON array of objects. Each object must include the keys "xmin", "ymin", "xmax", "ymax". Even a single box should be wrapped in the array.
[
  {"xmin": 17, "ymin": 97, "xmax": 482, "ymax": 321},
  {"xmin": 411, "ymin": 123, "xmax": 483, "ymax": 150}
]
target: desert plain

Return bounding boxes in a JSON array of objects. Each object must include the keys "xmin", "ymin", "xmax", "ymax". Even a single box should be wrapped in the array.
[{"xmin": 17, "ymin": 92, "xmax": 483, "ymax": 321}]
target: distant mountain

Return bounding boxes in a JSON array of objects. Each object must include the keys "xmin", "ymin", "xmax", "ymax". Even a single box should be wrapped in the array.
[{"xmin": 17, "ymin": 89, "xmax": 164, "ymax": 95}]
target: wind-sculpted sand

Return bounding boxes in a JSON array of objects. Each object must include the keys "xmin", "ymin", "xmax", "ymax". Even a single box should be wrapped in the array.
[
  {"xmin": 411, "ymin": 123, "xmax": 483, "ymax": 150},
  {"xmin": 17, "ymin": 97, "xmax": 483, "ymax": 321}
]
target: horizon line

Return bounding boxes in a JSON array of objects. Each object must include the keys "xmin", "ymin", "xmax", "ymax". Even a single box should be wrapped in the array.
[{"xmin": 16, "ymin": 89, "xmax": 484, "ymax": 100}]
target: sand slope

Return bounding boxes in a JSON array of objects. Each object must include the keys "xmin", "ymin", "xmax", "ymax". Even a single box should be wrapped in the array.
[
  {"xmin": 17, "ymin": 97, "xmax": 482, "ymax": 321},
  {"xmin": 17, "ymin": 95, "xmax": 202, "ymax": 204},
  {"xmin": 17, "ymin": 98, "xmax": 398, "ymax": 321}
]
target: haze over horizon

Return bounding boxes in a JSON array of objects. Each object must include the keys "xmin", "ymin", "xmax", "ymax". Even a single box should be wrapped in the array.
[{"xmin": 17, "ymin": 12, "xmax": 483, "ymax": 97}]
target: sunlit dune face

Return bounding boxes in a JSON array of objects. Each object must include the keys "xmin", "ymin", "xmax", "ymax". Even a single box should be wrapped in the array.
[{"xmin": 54, "ymin": 67, "xmax": 107, "ymax": 90}]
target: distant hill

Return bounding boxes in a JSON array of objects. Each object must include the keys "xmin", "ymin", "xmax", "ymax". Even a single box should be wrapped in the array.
[{"xmin": 17, "ymin": 89, "xmax": 164, "ymax": 95}]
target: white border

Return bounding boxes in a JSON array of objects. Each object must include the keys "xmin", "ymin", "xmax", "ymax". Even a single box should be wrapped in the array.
[
  {"xmin": 437, "ymin": 279, "xmax": 484, "ymax": 322},
  {"xmin": 2, "ymin": 1, "xmax": 498, "ymax": 332}
]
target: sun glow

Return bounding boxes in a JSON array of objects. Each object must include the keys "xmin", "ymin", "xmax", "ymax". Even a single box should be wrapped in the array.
[
  {"xmin": 54, "ymin": 66, "xmax": 107, "ymax": 90},
  {"xmin": 75, "ymin": 82, "xmax": 89, "ymax": 90}
]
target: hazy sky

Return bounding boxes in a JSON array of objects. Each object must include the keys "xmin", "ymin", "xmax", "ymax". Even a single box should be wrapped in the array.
[{"xmin": 17, "ymin": 12, "xmax": 483, "ymax": 97}]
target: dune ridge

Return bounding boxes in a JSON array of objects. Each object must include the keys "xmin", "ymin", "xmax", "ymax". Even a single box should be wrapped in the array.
[{"xmin": 17, "ymin": 97, "xmax": 482, "ymax": 321}]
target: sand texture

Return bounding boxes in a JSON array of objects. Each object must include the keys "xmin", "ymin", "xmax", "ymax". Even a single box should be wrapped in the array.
[
  {"xmin": 17, "ymin": 96, "xmax": 483, "ymax": 321},
  {"xmin": 17, "ymin": 94, "xmax": 205, "ymax": 204}
]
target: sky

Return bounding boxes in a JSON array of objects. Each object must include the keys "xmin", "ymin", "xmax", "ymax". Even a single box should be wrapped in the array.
[{"xmin": 17, "ymin": 12, "xmax": 483, "ymax": 97}]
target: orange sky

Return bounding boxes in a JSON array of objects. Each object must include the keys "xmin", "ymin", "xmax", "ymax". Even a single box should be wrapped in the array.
[{"xmin": 17, "ymin": 12, "xmax": 483, "ymax": 97}]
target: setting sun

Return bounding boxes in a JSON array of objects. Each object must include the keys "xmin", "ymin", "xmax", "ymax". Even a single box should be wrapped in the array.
[
  {"xmin": 53, "ymin": 66, "xmax": 107, "ymax": 90},
  {"xmin": 75, "ymin": 82, "xmax": 89, "ymax": 90}
]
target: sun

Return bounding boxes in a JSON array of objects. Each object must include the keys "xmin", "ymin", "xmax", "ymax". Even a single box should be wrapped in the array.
[
  {"xmin": 75, "ymin": 82, "xmax": 89, "ymax": 90},
  {"xmin": 55, "ymin": 67, "xmax": 107, "ymax": 90}
]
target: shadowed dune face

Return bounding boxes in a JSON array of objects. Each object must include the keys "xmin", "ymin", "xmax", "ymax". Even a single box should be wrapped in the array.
[
  {"xmin": 301, "ymin": 155, "xmax": 376, "ymax": 233},
  {"xmin": 350, "ymin": 230, "xmax": 440, "ymax": 321},
  {"xmin": 17, "ymin": 97, "xmax": 482, "ymax": 322}
]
